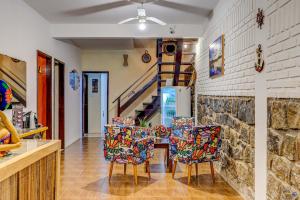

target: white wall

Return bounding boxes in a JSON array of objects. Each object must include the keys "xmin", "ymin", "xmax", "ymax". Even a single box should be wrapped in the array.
[
  {"xmin": 87, "ymin": 73, "xmax": 101, "ymax": 133},
  {"xmin": 0, "ymin": 0, "xmax": 81, "ymax": 147},
  {"xmin": 81, "ymin": 45, "xmax": 157, "ymax": 120}
]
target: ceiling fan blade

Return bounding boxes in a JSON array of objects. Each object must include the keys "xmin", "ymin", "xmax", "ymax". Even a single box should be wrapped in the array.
[
  {"xmin": 118, "ymin": 17, "xmax": 138, "ymax": 24},
  {"xmin": 146, "ymin": 17, "xmax": 166, "ymax": 26},
  {"xmin": 65, "ymin": 1, "xmax": 133, "ymax": 16},
  {"xmin": 152, "ymin": 0, "xmax": 211, "ymax": 16}
]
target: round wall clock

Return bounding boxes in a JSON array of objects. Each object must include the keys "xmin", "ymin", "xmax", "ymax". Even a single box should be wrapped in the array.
[{"xmin": 142, "ymin": 50, "xmax": 151, "ymax": 63}]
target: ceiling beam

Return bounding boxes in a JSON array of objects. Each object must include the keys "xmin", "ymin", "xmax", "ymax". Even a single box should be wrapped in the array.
[{"xmin": 50, "ymin": 24, "xmax": 203, "ymax": 39}]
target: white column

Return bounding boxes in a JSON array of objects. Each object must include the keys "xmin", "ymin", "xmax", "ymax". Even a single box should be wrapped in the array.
[{"xmin": 255, "ymin": 0, "xmax": 268, "ymax": 199}]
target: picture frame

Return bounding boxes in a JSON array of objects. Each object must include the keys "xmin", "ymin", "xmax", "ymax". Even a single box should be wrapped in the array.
[
  {"xmin": 92, "ymin": 79, "xmax": 98, "ymax": 93},
  {"xmin": 209, "ymin": 35, "xmax": 225, "ymax": 78}
]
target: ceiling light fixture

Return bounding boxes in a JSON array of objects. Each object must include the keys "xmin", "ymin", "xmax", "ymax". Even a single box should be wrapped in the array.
[
  {"xmin": 139, "ymin": 23, "xmax": 146, "ymax": 31},
  {"xmin": 184, "ymin": 44, "xmax": 188, "ymax": 49}
]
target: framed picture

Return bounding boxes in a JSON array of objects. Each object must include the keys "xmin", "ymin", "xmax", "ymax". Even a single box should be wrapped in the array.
[
  {"xmin": 92, "ymin": 79, "xmax": 98, "ymax": 93},
  {"xmin": 209, "ymin": 35, "xmax": 224, "ymax": 78},
  {"xmin": 0, "ymin": 53, "xmax": 26, "ymax": 107}
]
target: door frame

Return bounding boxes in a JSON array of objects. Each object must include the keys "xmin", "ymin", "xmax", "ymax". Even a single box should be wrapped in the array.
[
  {"xmin": 54, "ymin": 59, "xmax": 65, "ymax": 149},
  {"xmin": 82, "ymin": 71, "xmax": 109, "ymax": 136},
  {"xmin": 37, "ymin": 50, "xmax": 52, "ymax": 139}
]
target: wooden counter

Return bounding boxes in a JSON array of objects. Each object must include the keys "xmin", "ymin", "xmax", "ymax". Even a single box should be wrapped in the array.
[{"xmin": 0, "ymin": 140, "xmax": 61, "ymax": 200}]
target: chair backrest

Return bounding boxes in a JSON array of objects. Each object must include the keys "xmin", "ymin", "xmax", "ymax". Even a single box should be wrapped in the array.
[
  {"xmin": 170, "ymin": 125, "xmax": 222, "ymax": 164},
  {"xmin": 104, "ymin": 125, "xmax": 154, "ymax": 165},
  {"xmin": 153, "ymin": 125, "xmax": 171, "ymax": 138},
  {"xmin": 112, "ymin": 117, "xmax": 135, "ymax": 126},
  {"xmin": 171, "ymin": 117, "xmax": 194, "ymax": 137}
]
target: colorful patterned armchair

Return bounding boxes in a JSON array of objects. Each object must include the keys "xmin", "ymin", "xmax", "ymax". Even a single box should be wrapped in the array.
[
  {"xmin": 104, "ymin": 125, "xmax": 154, "ymax": 184},
  {"xmin": 171, "ymin": 117, "xmax": 194, "ymax": 137},
  {"xmin": 170, "ymin": 125, "xmax": 222, "ymax": 184},
  {"xmin": 112, "ymin": 117, "xmax": 135, "ymax": 126}
]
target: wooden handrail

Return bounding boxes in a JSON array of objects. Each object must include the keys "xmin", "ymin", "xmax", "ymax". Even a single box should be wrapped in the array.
[{"xmin": 112, "ymin": 61, "xmax": 158, "ymax": 103}]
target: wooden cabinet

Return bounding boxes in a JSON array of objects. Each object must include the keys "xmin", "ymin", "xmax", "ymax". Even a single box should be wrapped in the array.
[{"xmin": 0, "ymin": 140, "xmax": 61, "ymax": 200}]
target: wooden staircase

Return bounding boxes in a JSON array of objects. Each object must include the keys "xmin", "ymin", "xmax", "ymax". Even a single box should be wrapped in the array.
[{"xmin": 113, "ymin": 38, "xmax": 197, "ymax": 125}]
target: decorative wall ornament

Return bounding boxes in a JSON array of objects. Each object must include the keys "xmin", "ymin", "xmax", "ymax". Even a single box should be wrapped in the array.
[
  {"xmin": 256, "ymin": 8, "xmax": 264, "ymax": 29},
  {"xmin": 163, "ymin": 42, "xmax": 176, "ymax": 56},
  {"xmin": 123, "ymin": 54, "xmax": 128, "ymax": 66},
  {"xmin": 141, "ymin": 50, "xmax": 151, "ymax": 63},
  {"xmin": 209, "ymin": 35, "xmax": 225, "ymax": 78},
  {"xmin": 69, "ymin": 69, "xmax": 80, "ymax": 90},
  {"xmin": 255, "ymin": 44, "xmax": 265, "ymax": 72}
]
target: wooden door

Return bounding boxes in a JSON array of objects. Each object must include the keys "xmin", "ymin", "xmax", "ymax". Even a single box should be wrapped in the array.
[{"xmin": 37, "ymin": 51, "xmax": 52, "ymax": 139}]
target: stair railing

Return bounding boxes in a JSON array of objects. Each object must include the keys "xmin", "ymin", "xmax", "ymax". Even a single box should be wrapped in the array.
[{"xmin": 112, "ymin": 61, "xmax": 158, "ymax": 116}]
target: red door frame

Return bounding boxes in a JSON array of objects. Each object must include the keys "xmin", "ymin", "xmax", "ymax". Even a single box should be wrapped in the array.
[{"xmin": 37, "ymin": 50, "xmax": 52, "ymax": 139}]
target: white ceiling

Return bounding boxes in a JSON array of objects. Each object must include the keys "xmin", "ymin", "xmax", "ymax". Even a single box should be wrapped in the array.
[
  {"xmin": 60, "ymin": 38, "xmax": 157, "ymax": 50},
  {"xmin": 24, "ymin": 0, "xmax": 219, "ymax": 24}
]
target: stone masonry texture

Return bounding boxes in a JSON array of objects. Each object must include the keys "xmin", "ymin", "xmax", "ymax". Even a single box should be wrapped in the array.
[
  {"xmin": 267, "ymin": 98, "xmax": 300, "ymax": 200},
  {"xmin": 198, "ymin": 95, "xmax": 255, "ymax": 200}
]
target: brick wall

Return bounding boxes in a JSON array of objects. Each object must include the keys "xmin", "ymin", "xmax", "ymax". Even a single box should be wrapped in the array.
[
  {"xmin": 266, "ymin": 0, "xmax": 300, "ymax": 98},
  {"xmin": 196, "ymin": 0, "xmax": 256, "ymax": 97}
]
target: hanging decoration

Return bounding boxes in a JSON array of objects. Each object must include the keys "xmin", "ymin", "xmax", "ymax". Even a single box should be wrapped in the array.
[
  {"xmin": 142, "ymin": 50, "xmax": 151, "ymax": 63},
  {"xmin": 255, "ymin": 44, "xmax": 265, "ymax": 72},
  {"xmin": 69, "ymin": 69, "xmax": 80, "ymax": 90},
  {"xmin": 256, "ymin": 8, "xmax": 264, "ymax": 29},
  {"xmin": 123, "ymin": 54, "xmax": 129, "ymax": 66}
]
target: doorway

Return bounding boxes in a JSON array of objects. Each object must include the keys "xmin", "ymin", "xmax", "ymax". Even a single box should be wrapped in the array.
[
  {"xmin": 82, "ymin": 71, "xmax": 109, "ymax": 137},
  {"xmin": 54, "ymin": 59, "xmax": 65, "ymax": 149},
  {"xmin": 37, "ymin": 51, "xmax": 52, "ymax": 139}
]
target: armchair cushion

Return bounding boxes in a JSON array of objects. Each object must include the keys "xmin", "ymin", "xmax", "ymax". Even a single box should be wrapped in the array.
[
  {"xmin": 170, "ymin": 125, "xmax": 222, "ymax": 164},
  {"xmin": 112, "ymin": 117, "xmax": 135, "ymax": 126},
  {"xmin": 104, "ymin": 125, "xmax": 154, "ymax": 165}
]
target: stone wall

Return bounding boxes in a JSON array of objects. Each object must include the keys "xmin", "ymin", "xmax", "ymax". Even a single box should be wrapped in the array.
[
  {"xmin": 267, "ymin": 98, "xmax": 300, "ymax": 200},
  {"xmin": 198, "ymin": 95, "xmax": 255, "ymax": 200}
]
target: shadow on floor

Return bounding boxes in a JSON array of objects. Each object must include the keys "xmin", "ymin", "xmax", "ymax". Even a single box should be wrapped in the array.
[
  {"xmin": 83, "ymin": 174, "xmax": 157, "ymax": 196},
  {"xmin": 149, "ymin": 163, "xmax": 182, "ymax": 173},
  {"xmin": 174, "ymin": 174, "xmax": 241, "ymax": 197}
]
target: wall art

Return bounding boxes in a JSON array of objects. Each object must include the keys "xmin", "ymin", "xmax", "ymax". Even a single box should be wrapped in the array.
[
  {"xmin": 209, "ymin": 35, "xmax": 224, "ymax": 78},
  {"xmin": 0, "ymin": 53, "xmax": 26, "ymax": 106},
  {"xmin": 69, "ymin": 69, "xmax": 80, "ymax": 90},
  {"xmin": 255, "ymin": 44, "xmax": 264, "ymax": 72}
]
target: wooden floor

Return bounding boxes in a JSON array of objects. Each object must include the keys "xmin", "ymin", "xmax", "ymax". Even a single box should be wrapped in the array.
[{"xmin": 60, "ymin": 138, "xmax": 242, "ymax": 200}]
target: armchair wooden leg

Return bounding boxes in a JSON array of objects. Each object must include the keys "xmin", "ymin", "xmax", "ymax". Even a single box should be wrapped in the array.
[
  {"xmin": 195, "ymin": 163, "xmax": 198, "ymax": 178},
  {"xmin": 210, "ymin": 161, "xmax": 215, "ymax": 183},
  {"xmin": 109, "ymin": 162, "xmax": 114, "ymax": 182},
  {"xmin": 133, "ymin": 164, "xmax": 138, "ymax": 185},
  {"xmin": 187, "ymin": 164, "xmax": 192, "ymax": 185},
  {"xmin": 146, "ymin": 160, "xmax": 151, "ymax": 180},
  {"xmin": 172, "ymin": 160, "xmax": 177, "ymax": 178},
  {"xmin": 124, "ymin": 164, "xmax": 127, "ymax": 175}
]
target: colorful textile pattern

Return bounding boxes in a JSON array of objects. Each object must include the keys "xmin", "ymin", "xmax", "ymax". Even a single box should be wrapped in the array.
[
  {"xmin": 170, "ymin": 125, "xmax": 222, "ymax": 164},
  {"xmin": 104, "ymin": 125, "xmax": 154, "ymax": 165},
  {"xmin": 153, "ymin": 125, "xmax": 171, "ymax": 138},
  {"xmin": 112, "ymin": 117, "xmax": 135, "ymax": 126},
  {"xmin": 0, "ymin": 80, "xmax": 12, "ymax": 111},
  {"xmin": 0, "ymin": 131, "xmax": 11, "ymax": 157},
  {"xmin": 172, "ymin": 117, "xmax": 194, "ymax": 137}
]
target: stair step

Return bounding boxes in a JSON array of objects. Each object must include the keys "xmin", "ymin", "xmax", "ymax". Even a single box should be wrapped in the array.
[
  {"xmin": 159, "ymin": 62, "xmax": 194, "ymax": 66},
  {"xmin": 158, "ymin": 71, "xmax": 193, "ymax": 75},
  {"xmin": 143, "ymin": 103, "xmax": 154, "ymax": 108},
  {"xmin": 159, "ymin": 80, "xmax": 190, "ymax": 83},
  {"xmin": 152, "ymin": 95, "xmax": 160, "ymax": 100}
]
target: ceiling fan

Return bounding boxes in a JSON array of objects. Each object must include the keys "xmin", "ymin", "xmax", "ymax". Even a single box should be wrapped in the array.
[{"xmin": 118, "ymin": 3, "xmax": 167, "ymax": 26}]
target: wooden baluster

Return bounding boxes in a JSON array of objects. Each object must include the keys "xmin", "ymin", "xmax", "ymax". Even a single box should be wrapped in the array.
[{"xmin": 117, "ymin": 98, "xmax": 121, "ymax": 117}]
